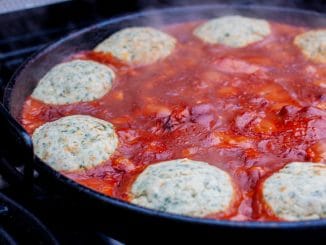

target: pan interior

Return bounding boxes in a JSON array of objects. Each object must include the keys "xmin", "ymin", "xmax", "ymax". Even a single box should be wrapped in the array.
[{"xmin": 3, "ymin": 4, "xmax": 326, "ymax": 227}]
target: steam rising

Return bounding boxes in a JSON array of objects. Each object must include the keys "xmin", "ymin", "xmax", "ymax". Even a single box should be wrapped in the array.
[
  {"xmin": 137, "ymin": 0, "xmax": 325, "ymax": 12},
  {"xmin": 134, "ymin": 1, "xmax": 325, "ymax": 29}
]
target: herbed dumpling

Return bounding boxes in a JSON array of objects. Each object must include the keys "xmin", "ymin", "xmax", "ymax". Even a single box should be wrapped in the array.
[
  {"xmin": 32, "ymin": 115, "xmax": 118, "ymax": 172},
  {"xmin": 294, "ymin": 30, "xmax": 326, "ymax": 63},
  {"xmin": 94, "ymin": 27, "xmax": 176, "ymax": 65},
  {"xmin": 32, "ymin": 60, "xmax": 115, "ymax": 105},
  {"xmin": 262, "ymin": 162, "xmax": 326, "ymax": 221},
  {"xmin": 193, "ymin": 15, "xmax": 271, "ymax": 48},
  {"xmin": 131, "ymin": 158, "xmax": 235, "ymax": 217}
]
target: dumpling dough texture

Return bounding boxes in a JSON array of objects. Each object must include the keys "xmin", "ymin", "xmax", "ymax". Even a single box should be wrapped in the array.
[
  {"xmin": 193, "ymin": 15, "xmax": 271, "ymax": 48},
  {"xmin": 94, "ymin": 27, "xmax": 176, "ymax": 65},
  {"xmin": 294, "ymin": 30, "xmax": 326, "ymax": 63},
  {"xmin": 32, "ymin": 115, "xmax": 118, "ymax": 172},
  {"xmin": 131, "ymin": 158, "xmax": 235, "ymax": 217},
  {"xmin": 31, "ymin": 60, "xmax": 115, "ymax": 105},
  {"xmin": 263, "ymin": 162, "xmax": 326, "ymax": 221}
]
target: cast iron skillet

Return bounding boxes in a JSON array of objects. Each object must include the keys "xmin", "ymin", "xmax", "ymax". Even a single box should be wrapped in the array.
[{"xmin": 0, "ymin": 4, "xmax": 326, "ymax": 243}]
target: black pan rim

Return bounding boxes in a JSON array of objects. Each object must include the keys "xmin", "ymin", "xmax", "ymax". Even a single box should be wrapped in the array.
[{"xmin": 3, "ymin": 4, "xmax": 326, "ymax": 229}]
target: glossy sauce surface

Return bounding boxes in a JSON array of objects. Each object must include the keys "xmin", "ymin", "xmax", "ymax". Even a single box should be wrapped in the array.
[{"xmin": 21, "ymin": 21, "xmax": 326, "ymax": 221}]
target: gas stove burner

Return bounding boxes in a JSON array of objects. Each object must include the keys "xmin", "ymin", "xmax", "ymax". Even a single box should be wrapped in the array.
[{"xmin": 0, "ymin": 192, "xmax": 58, "ymax": 244}]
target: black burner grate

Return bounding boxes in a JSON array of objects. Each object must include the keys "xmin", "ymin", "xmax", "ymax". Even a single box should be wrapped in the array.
[
  {"xmin": 0, "ymin": 192, "xmax": 58, "ymax": 244},
  {"xmin": 0, "ymin": 1, "xmax": 140, "ymax": 89}
]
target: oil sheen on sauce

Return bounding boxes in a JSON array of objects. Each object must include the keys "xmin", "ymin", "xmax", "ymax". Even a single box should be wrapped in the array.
[{"xmin": 21, "ymin": 21, "xmax": 326, "ymax": 221}]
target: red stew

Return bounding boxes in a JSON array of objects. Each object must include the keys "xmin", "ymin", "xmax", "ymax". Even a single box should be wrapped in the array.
[{"xmin": 21, "ymin": 21, "xmax": 326, "ymax": 221}]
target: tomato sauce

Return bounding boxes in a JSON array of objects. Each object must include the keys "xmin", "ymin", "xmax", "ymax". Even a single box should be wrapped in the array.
[{"xmin": 21, "ymin": 21, "xmax": 326, "ymax": 221}]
